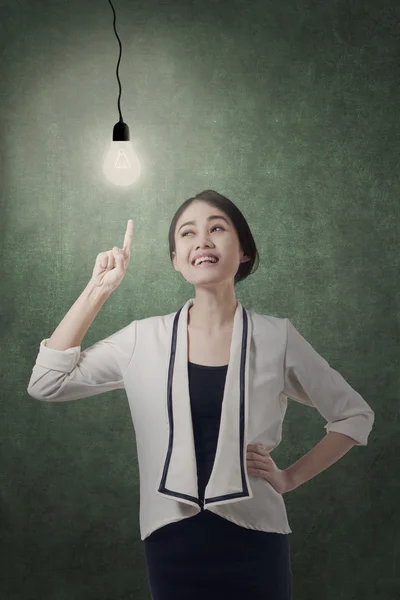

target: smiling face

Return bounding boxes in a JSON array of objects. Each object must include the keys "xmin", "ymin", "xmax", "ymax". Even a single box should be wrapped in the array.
[{"xmin": 172, "ymin": 200, "xmax": 250, "ymax": 287}]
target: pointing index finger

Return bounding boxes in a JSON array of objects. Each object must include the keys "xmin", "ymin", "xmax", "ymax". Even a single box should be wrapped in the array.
[{"xmin": 123, "ymin": 219, "xmax": 134, "ymax": 253}]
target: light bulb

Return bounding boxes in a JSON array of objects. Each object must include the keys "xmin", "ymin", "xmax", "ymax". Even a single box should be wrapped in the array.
[{"xmin": 103, "ymin": 140, "xmax": 141, "ymax": 187}]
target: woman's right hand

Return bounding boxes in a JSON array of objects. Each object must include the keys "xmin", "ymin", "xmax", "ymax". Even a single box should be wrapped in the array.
[{"xmin": 90, "ymin": 219, "xmax": 134, "ymax": 294}]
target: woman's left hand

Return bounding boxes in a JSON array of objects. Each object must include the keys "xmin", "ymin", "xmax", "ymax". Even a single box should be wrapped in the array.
[{"xmin": 246, "ymin": 444, "xmax": 294, "ymax": 495}]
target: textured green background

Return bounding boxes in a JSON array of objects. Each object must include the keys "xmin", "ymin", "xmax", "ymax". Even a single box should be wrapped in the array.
[{"xmin": 1, "ymin": 0, "xmax": 399, "ymax": 598}]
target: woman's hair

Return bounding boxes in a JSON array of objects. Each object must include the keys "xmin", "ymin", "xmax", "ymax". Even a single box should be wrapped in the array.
[{"xmin": 168, "ymin": 189, "xmax": 259, "ymax": 286}]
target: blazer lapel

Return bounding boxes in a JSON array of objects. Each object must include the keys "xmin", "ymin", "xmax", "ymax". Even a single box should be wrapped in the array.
[{"xmin": 156, "ymin": 298, "xmax": 254, "ymax": 509}]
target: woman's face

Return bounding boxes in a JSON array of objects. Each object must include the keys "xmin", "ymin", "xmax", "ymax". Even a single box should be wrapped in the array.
[{"xmin": 172, "ymin": 201, "xmax": 249, "ymax": 286}]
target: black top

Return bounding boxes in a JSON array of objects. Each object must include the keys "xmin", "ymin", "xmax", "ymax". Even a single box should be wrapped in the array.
[{"xmin": 187, "ymin": 361, "xmax": 229, "ymax": 504}]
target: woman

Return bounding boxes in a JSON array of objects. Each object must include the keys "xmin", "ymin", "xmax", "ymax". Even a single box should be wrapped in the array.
[{"xmin": 28, "ymin": 190, "xmax": 374, "ymax": 599}]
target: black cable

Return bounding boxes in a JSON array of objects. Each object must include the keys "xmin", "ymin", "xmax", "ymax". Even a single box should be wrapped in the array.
[{"xmin": 108, "ymin": 0, "xmax": 123, "ymax": 123}]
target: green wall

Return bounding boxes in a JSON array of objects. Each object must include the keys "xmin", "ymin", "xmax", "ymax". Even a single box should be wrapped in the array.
[{"xmin": 1, "ymin": 0, "xmax": 398, "ymax": 598}]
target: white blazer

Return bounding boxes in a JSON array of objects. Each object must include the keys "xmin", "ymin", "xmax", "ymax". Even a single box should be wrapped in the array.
[{"xmin": 27, "ymin": 298, "xmax": 375, "ymax": 541}]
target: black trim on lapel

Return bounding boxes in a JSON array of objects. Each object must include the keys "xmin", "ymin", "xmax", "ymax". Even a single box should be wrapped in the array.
[
  {"xmin": 204, "ymin": 304, "xmax": 250, "ymax": 505},
  {"xmin": 157, "ymin": 302, "xmax": 251, "ymax": 508}
]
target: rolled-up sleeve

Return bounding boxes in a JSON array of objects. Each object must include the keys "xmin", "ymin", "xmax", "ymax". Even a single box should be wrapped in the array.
[
  {"xmin": 27, "ymin": 320, "xmax": 137, "ymax": 402},
  {"xmin": 283, "ymin": 318, "xmax": 375, "ymax": 446}
]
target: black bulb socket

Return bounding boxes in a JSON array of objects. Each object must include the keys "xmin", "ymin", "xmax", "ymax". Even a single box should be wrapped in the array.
[{"xmin": 112, "ymin": 121, "xmax": 130, "ymax": 142}]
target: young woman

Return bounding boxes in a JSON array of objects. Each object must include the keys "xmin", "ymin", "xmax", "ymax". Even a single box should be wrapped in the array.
[{"xmin": 28, "ymin": 190, "xmax": 374, "ymax": 600}]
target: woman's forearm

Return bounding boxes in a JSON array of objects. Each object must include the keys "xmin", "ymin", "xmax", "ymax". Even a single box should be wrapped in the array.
[
  {"xmin": 284, "ymin": 431, "xmax": 358, "ymax": 491},
  {"xmin": 46, "ymin": 280, "xmax": 111, "ymax": 351}
]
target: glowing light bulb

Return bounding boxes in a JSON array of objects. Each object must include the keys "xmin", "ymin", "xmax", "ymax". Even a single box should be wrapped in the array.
[
  {"xmin": 103, "ymin": 141, "xmax": 141, "ymax": 186},
  {"xmin": 103, "ymin": 120, "xmax": 141, "ymax": 187}
]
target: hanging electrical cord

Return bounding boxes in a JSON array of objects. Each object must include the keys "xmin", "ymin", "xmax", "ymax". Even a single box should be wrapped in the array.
[
  {"xmin": 108, "ymin": 0, "xmax": 124, "ymax": 125},
  {"xmin": 103, "ymin": 0, "xmax": 141, "ymax": 185},
  {"xmin": 107, "ymin": 0, "xmax": 129, "ymax": 142}
]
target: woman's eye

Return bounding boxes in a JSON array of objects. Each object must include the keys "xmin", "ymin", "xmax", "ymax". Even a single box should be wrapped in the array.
[{"xmin": 181, "ymin": 226, "xmax": 224, "ymax": 237}]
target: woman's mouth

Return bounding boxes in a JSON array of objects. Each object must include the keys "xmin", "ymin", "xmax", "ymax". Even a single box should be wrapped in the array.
[
  {"xmin": 193, "ymin": 261, "xmax": 219, "ymax": 267},
  {"xmin": 192, "ymin": 258, "xmax": 220, "ymax": 267}
]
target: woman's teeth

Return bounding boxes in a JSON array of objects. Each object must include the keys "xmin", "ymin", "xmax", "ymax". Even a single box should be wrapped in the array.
[{"xmin": 194, "ymin": 258, "xmax": 218, "ymax": 266}]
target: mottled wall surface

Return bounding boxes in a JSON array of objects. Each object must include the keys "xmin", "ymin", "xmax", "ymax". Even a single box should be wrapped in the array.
[{"xmin": 1, "ymin": 0, "xmax": 398, "ymax": 598}]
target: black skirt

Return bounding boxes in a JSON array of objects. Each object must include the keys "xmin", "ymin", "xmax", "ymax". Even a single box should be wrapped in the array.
[{"xmin": 143, "ymin": 507, "xmax": 292, "ymax": 600}]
